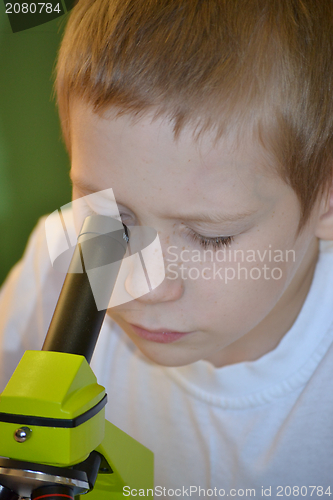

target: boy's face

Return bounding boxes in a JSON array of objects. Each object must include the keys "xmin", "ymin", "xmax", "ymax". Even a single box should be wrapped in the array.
[{"xmin": 70, "ymin": 101, "xmax": 320, "ymax": 367}]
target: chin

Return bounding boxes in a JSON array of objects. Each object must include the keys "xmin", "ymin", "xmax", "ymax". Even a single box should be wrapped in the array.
[{"xmin": 135, "ymin": 342, "xmax": 202, "ymax": 367}]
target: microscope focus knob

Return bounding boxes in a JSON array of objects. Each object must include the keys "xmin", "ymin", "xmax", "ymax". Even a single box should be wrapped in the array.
[{"xmin": 13, "ymin": 427, "xmax": 32, "ymax": 443}]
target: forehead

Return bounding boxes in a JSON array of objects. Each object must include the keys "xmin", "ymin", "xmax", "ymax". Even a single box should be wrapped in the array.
[{"xmin": 70, "ymin": 100, "xmax": 287, "ymax": 217}]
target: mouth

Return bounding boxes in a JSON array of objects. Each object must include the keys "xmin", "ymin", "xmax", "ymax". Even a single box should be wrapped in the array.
[{"xmin": 129, "ymin": 323, "xmax": 193, "ymax": 344}]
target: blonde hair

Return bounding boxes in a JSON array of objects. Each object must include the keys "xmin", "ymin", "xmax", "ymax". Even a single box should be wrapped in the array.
[{"xmin": 55, "ymin": 0, "xmax": 333, "ymax": 231}]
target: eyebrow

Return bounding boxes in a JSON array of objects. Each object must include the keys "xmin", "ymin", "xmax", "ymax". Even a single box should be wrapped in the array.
[
  {"xmin": 70, "ymin": 174, "xmax": 97, "ymax": 192},
  {"xmin": 164, "ymin": 210, "xmax": 257, "ymax": 224},
  {"xmin": 70, "ymin": 175, "xmax": 257, "ymax": 224}
]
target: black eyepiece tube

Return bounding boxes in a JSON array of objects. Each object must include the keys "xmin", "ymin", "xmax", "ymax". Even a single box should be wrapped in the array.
[{"xmin": 42, "ymin": 215, "xmax": 129, "ymax": 363}]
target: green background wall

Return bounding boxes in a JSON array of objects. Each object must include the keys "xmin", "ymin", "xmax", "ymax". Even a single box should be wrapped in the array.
[{"xmin": 0, "ymin": 3, "xmax": 72, "ymax": 285}]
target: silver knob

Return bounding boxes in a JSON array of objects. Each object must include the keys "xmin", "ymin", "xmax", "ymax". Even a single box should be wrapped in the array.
[{"xmin": 14, "ymin": 426, "xmax": 32, "ymax": 443}]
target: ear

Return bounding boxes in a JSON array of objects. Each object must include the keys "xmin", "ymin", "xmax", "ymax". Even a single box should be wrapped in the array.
[{"xmin": 315, "ymin": 185, "xmax": 333, "ymax": 240}]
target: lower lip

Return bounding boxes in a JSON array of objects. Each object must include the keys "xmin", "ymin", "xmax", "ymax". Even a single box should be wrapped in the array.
[{"xmin": 129, "ymin": 324, "xmax": 193, "ymax": 344}]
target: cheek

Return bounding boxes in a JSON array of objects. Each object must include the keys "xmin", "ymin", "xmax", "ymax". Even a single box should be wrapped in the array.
[{"xmin": 185, "ymin": 254, "xmax": 294, "ymax": 330}]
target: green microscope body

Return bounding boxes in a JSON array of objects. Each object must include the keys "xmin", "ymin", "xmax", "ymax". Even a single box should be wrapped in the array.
[{"xmin": 0, "ymin": 216, "xmax": 154, "ymax": 499}]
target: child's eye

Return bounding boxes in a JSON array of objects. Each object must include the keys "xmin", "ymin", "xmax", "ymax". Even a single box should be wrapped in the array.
[
  {"xmin": 119, "ymin": 213, "xmax": 134, "ymax": 225},
  {"xmin": 185, "ymin": 228, "xmax": 234, "ymax": 250}
]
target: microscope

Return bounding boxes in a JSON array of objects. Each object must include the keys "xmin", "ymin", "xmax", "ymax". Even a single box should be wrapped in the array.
[{"xmin": 0, "ymin": 215, "xmax": 154, "ymax": 499}]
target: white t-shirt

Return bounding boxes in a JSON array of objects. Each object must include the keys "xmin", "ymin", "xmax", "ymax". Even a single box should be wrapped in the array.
[{"xmin": 1, "ymin": 212, "xmax": 333, "ymax": 499}]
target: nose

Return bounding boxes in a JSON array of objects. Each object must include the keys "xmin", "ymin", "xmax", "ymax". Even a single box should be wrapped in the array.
[{"xmin": 124, "ymin": 233, "xmax": 184, "ymax": 304}]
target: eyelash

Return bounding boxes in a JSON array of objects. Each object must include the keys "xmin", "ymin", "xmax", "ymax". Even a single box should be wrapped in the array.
[
  {"xmin": 185, "ymin": 229, "xmax": 234, "ymax": 250},
  {"xmin": 119, "ymin": 214, "xmax": 234, "ymax": 250}
]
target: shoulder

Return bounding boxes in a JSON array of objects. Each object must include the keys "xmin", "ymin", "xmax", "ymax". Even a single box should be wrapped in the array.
[{"xmin": 0, "ymin": 210, "xmax": 72, "ymax": 388}]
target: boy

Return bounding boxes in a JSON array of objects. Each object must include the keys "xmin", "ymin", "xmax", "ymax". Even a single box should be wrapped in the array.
[{"xmin": 1, "ymin": 0, "xmax": 333, "ymax": 497}]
